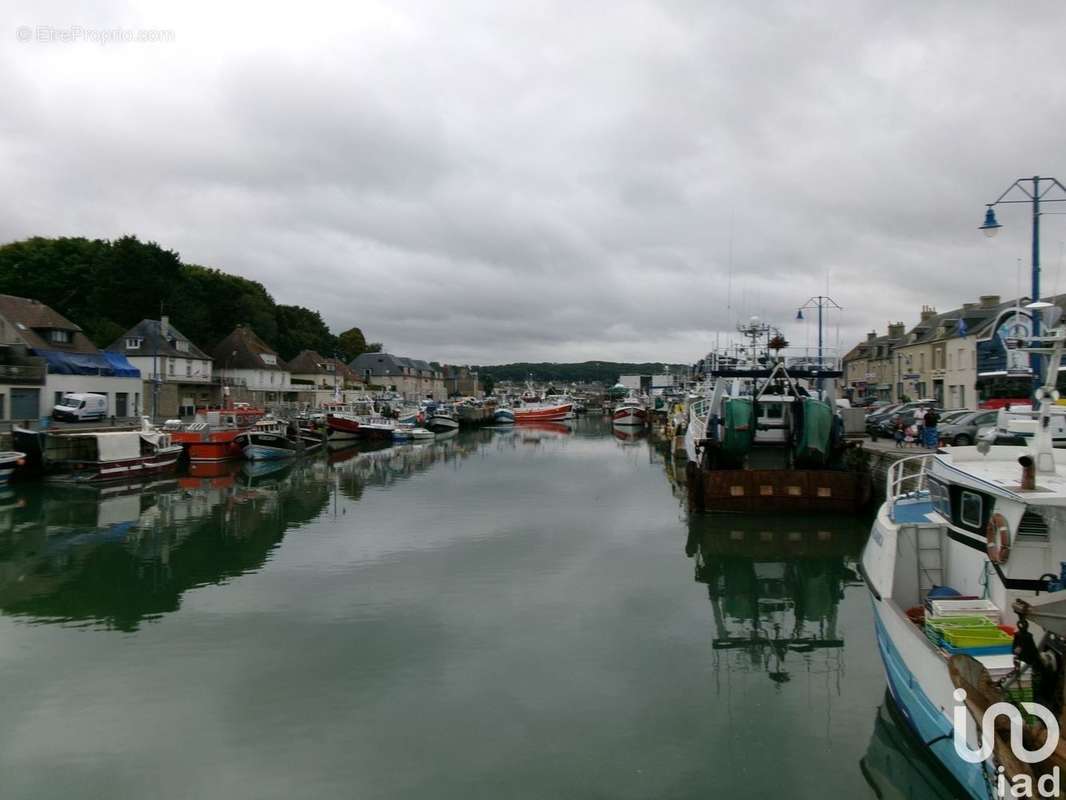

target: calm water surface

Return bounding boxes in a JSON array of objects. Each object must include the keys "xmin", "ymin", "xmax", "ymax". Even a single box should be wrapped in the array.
[{"xmin": 0, "ymin": 418, "xmax": 954, "ymax": 798}]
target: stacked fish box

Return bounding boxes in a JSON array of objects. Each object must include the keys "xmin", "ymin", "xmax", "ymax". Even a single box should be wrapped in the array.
[{"xmin": 923, "ymin": 598, "xmax": 1014, "ymax": 656}]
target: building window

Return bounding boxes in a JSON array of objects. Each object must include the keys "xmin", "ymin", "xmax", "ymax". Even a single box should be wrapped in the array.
[
  {"xmin": 176, "ymin": 340, "xmax": 189, "ymax": 353},
  {"xmin": 261, "ymin": 353, "xmax": 277, "ymax": 366},
  {"xmin": 169, "ymin": 358, "xmax": 176, "ymax": 375},
  {"xmin": 186, "ymin": 361, "xmax": 192, "ymax": 377},
  {"xmin": 126, "ymin": 337, "xmax": 142, "ymax": 349},
  {"xmin": 48, "ymin": 329, "xmax": 72, "ymax": 344}
]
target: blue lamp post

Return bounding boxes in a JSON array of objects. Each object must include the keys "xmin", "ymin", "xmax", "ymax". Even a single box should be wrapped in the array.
[{"xmin": 980, "ymin": 176, "xmax": 1066, "ymax": 402}]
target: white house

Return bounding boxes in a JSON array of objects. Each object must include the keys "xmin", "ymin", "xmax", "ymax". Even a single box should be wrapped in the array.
[
  {"xmin": 211, "ymin": 325, "xmax": 297, "ymax": 404},
  {"xmin": 108, "ymin": 317, "xmax": 216, "ymax": 418}
]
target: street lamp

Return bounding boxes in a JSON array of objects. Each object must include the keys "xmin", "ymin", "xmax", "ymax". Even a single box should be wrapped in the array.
[{"xmin": 980, "ymin": 175, "xmax": 1066, "ymax": 401}]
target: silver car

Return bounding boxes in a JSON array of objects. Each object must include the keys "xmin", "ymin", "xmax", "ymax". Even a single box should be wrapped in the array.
[{"xmin": 937, "ymin": 409, "xmax": 1000, "ymax": 446}]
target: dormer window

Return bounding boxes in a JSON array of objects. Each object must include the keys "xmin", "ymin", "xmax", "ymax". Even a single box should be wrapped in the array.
[
  {"xmin": 126, "ymin": 337, "xmax": 142, "ymax": 349},
  {"xmin": 176, "ymin": 340, "xmax": 189, "ymax": 353},
  {"xmin": 48, "ymin": 329, "xmax": 72, "ymax": 344},
  {"xmin": 260, "ymin": 353, "xmax": 277, "ymax": 366}
]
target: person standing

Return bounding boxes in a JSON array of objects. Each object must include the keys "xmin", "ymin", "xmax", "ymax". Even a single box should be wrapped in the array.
[{"xmin": 923, "ymin": 406, "xmax": 940, "ymax": 448}]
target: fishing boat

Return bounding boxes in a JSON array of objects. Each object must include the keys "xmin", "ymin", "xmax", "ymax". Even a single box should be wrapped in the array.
[
  {"xmin": 513, "ymin": 400, "xmax": 573, "ymax": 424},
  {"xmin": 0, "ymin": 451, "xmax": 25, "ymax": 483},
  {"xmin": 426, "ymin": 406, "xmax": 459, "ymax": 433},
  {"xmin": 612, "ymin": 394, "xmax": 647, "ymax": 427},
  {"xmin": 13, "ymin": 420, "xmax": 183, "ymax": 482},
  {"xmin": 235, "ymin": 418, "xmax": 324, "ymax": 461},
  {"xmin": 167, "ymin": 402, "xmax": 267, "ymax": 462},
  {"xmin": 684, "ymin": 358, "xmax": 870, "ymax": 513},
  {"xmin": 324, "ymin": 404, "xmax": 362, "ymax": 442},
  {"xmin": 860, "ymin": 321, "xmax": 1066, "ymax": 797},
  {"xmin": 494, "ymin": 408, "xmax": 515, "ymax": 424}
]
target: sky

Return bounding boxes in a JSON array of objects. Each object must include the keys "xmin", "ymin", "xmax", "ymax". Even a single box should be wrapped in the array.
[{"xmin": 3, "ymin": 1, "xmax": 1066, "ymax": 366}]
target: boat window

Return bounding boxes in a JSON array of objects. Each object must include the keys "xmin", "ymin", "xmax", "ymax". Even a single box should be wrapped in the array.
[
  {"xmin": 960, "ymin": 491, "xmax": 983, "ymax": 528},
  {"xmin": 761, "ymin": 404, "xmax": 783, "ymax": 419},
  {"xmin": 929, "ymin": 479, "xmax": 950, "ymax": 517}
]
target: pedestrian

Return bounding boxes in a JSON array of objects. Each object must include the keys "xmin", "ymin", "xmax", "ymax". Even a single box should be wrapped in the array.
[
  {"xmin": 893, "ymin": 415, "xmax": 905, "ymax": 448},
  {"xmin": 923, "ymin": 406, "xmax": 940, "ymax": 448}
]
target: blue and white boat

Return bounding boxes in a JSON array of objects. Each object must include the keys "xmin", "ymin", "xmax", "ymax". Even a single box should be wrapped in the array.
[
  {"xmin": 0, "ymin": 451, "xmax": 25, "ymax": 483},
  {"xmin": 494, "ymin": 408, "xmax": 515, "ymax": 425},
  {"xmin": 861, "ymin": 325, "xmax": 1066, "ymax": 796}
]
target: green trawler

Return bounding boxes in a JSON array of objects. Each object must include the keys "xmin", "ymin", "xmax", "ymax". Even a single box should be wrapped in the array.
[{"xmin": 685, "ymin": 361, "xmax": 870, "ymax": 513}]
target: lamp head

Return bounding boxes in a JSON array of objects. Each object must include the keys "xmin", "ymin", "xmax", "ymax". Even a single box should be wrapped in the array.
[
  {"xmin": 795, "ymin": 308, "xmax": 804, "ymax": 321},
  {"xmin": 979, "ymin": 206, "xmax": 1002, "ymax": 238}
]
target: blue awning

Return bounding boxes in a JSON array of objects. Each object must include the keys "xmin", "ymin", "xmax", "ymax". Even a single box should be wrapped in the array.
[{"xmin": 34, "ymin": 349, "xmax": 141, "ymax": 378}]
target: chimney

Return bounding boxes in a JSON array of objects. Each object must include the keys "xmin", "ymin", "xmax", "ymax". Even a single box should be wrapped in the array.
[
  {"xmin": 866, "ymin": 330, "xmax": 878, "ymax": 342},
  {"xmin": 962, "ymin": 302, "xmax": 977, "ymax": 310},
  {"xmin": 160, "ymin": 315, "xmax": 169, "ymax": 333},
  {"xmin": 888, "ymin": 322, "xmax": 905, "ymax": 339},
  {"xmin": 1019, "ymin": 454, "xmax": 1036, "ymax": 491},
  {"xmin": 979, "ymin": 295, "xmax": 1001, "ymax": 309},
  {"xmin": 920, "ymin": 305, "xmax": 937, "ymax": 322}
]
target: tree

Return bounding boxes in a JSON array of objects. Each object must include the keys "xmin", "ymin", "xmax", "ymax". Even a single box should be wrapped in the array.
[
  {"xmin": 336, "ymin": 327, "xmax": 368, "ymax": 362},
  {"xmin": 365, "ymin": 342, "xmax": 384, "ymax": 353},
  {"xmin": 274, "ymin": 305, "xmax": 337, "ymax": 361}
]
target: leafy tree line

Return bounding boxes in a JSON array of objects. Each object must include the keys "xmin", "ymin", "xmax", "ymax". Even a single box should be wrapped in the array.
[
  {"xmin": 0, "ymin": 235, "xmax": 381, "ymax": 362},
  {"xmin": 476, "ymin": 361, "xmax": 687, "ymax": 385}
]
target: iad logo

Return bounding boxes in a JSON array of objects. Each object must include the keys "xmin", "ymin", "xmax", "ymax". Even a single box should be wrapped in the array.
[{"xmin": 952, "ymin": 688, "xmax": 1061, "ymax": 798}]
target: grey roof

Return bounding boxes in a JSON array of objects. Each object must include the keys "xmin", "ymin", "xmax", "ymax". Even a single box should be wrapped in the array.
[
  {"xmin": 107, "ymin": 319, "xmax": 209, "ymax": 359},
  {"xmin": 350, "ymin": 352, "xmax": 440, "ymax": 377},
  {"xmin": 901, "ymin": 298, "xmax": 1027, "ymax": 346}
]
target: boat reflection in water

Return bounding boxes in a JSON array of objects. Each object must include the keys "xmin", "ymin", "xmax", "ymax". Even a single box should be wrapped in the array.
[
  {"xmin": 0, "ymin": 460, "xmax": 330, "ymax": 631},
  {"xmin": 685, "ymin": 512, "xmax": 865, "ymax": 686},
  {"xmin": 860, "ymin": 692, "xmax": 966, "ymax": 799}
]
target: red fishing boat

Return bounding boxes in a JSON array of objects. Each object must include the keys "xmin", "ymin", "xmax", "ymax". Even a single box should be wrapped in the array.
[
  {"xmin": 612, "ymin": 398, "xmax": 648, "ymax": 427},
  {"xmin": 168, "ymin": 402, "xmax": 266, "ymax": 462},
  {"xmin": 325, "ymin": 411, "xmax": 361, "ymax": 441},
  {"xmin": 513, "ymin": 401, "xmax": 573, "ymax": 423}
]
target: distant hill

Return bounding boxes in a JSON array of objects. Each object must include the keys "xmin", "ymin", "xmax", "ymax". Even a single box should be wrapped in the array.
[{"xmin": 475, "ymin": 361, "xmax": 688, "ymax": 385}]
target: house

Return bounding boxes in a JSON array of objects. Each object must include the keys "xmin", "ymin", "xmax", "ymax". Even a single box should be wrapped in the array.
[
  {"xmin": 842, "ymin": 323, "xmax": 905, "ymax": 402},
  {"xmin": 211, "ymin": 325, "xmax": 296, "ymax": 405},
  {"xmin": 0, "ymin": 294, "xmax": 142, "ymax": 421},
  {"xmin": 287, "ymin": 349, "xmax": 366, "ymax": 406},
  {"xmin": 349, "ymin": 353, "xmax": 446, "ymax": 401},
  {"xmin": 108, "ymin": 317, "xmax": 215, "ymax": 417},
  {"xmin": 892, "ymin": 295, "xmax": 1017, "ymax": 408}
]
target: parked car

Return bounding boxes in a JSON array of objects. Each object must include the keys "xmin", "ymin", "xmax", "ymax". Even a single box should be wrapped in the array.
[
  {"xmin": 52, "ymin": 392, "xmax": 108, "ymax": 422},
  {"xmin": 866, "ymin": 401, "xmax": 935, "ymax": 434},
  {"xmin": 935, "ymin": 409, "xmax": 998, "ymax": 445}
]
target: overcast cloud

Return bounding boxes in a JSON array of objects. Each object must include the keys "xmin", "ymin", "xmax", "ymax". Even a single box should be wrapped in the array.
[{"xmin": 3, "ymin": 1, "xmax": 1066, "ymax": 364}]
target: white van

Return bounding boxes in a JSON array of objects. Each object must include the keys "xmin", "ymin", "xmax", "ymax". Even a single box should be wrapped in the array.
[{"xmin": 52, "ymin": 393, "xmax": 108, "ymax": 422}]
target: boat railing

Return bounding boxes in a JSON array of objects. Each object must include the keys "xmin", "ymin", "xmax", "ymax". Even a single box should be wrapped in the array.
[
  {"xmin": 886, "ymin": 454, "xmax": 935, "ymax": 523},
  {"xmin": 688, "ymin": 398, "xmax": 710, "ymax": 441}
]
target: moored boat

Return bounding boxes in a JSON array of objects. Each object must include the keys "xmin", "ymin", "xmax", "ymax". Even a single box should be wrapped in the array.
[
  {"xmin": 494, "ymin": 408, "xmax": 515, "ymax": 424},
  {"xmin": 612, "ymin": 395, "xmax": 647, "ymax": 427},
  {"xmin": 168, "ymin": 402, "xmax": 267, "ymax": 462},
  {"xmin": 235, "ymin": 418, "xmax": 324, "ymax": 461},
  {"xmin": 426, "ymin": 407, "xmax": 459, "ymax": 433},
  {"xmin": 12, "ymin": 421, "xmax": 183, "ymax": 483},
  {"xmin": 860, "ymin": 322, "xmax": 1066, "ymax": 796},
  {"xmin": 513, "ymin": 401, "xmax": 573, "ymax": 424}
]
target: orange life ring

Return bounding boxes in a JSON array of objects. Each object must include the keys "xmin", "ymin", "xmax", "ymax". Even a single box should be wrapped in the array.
[{"xmin": 986, "ymin": 512, "xmax": 1011, "ymax": 564}]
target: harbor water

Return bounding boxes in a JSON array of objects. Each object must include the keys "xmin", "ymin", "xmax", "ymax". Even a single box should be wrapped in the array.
[{"xmin": 0, "ymin": 418, "xmax": 956, "ymax": 798}]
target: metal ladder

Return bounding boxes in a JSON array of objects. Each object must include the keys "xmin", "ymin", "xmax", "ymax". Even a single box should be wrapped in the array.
[{"xmin": 915, "ymin": 525, "xmax": 944, "ymax": 599}]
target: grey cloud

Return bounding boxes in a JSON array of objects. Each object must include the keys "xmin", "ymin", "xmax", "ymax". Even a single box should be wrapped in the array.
[{"xmin": 3, "ymin": 0, "xmax": 1066, "ymax": 362}]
